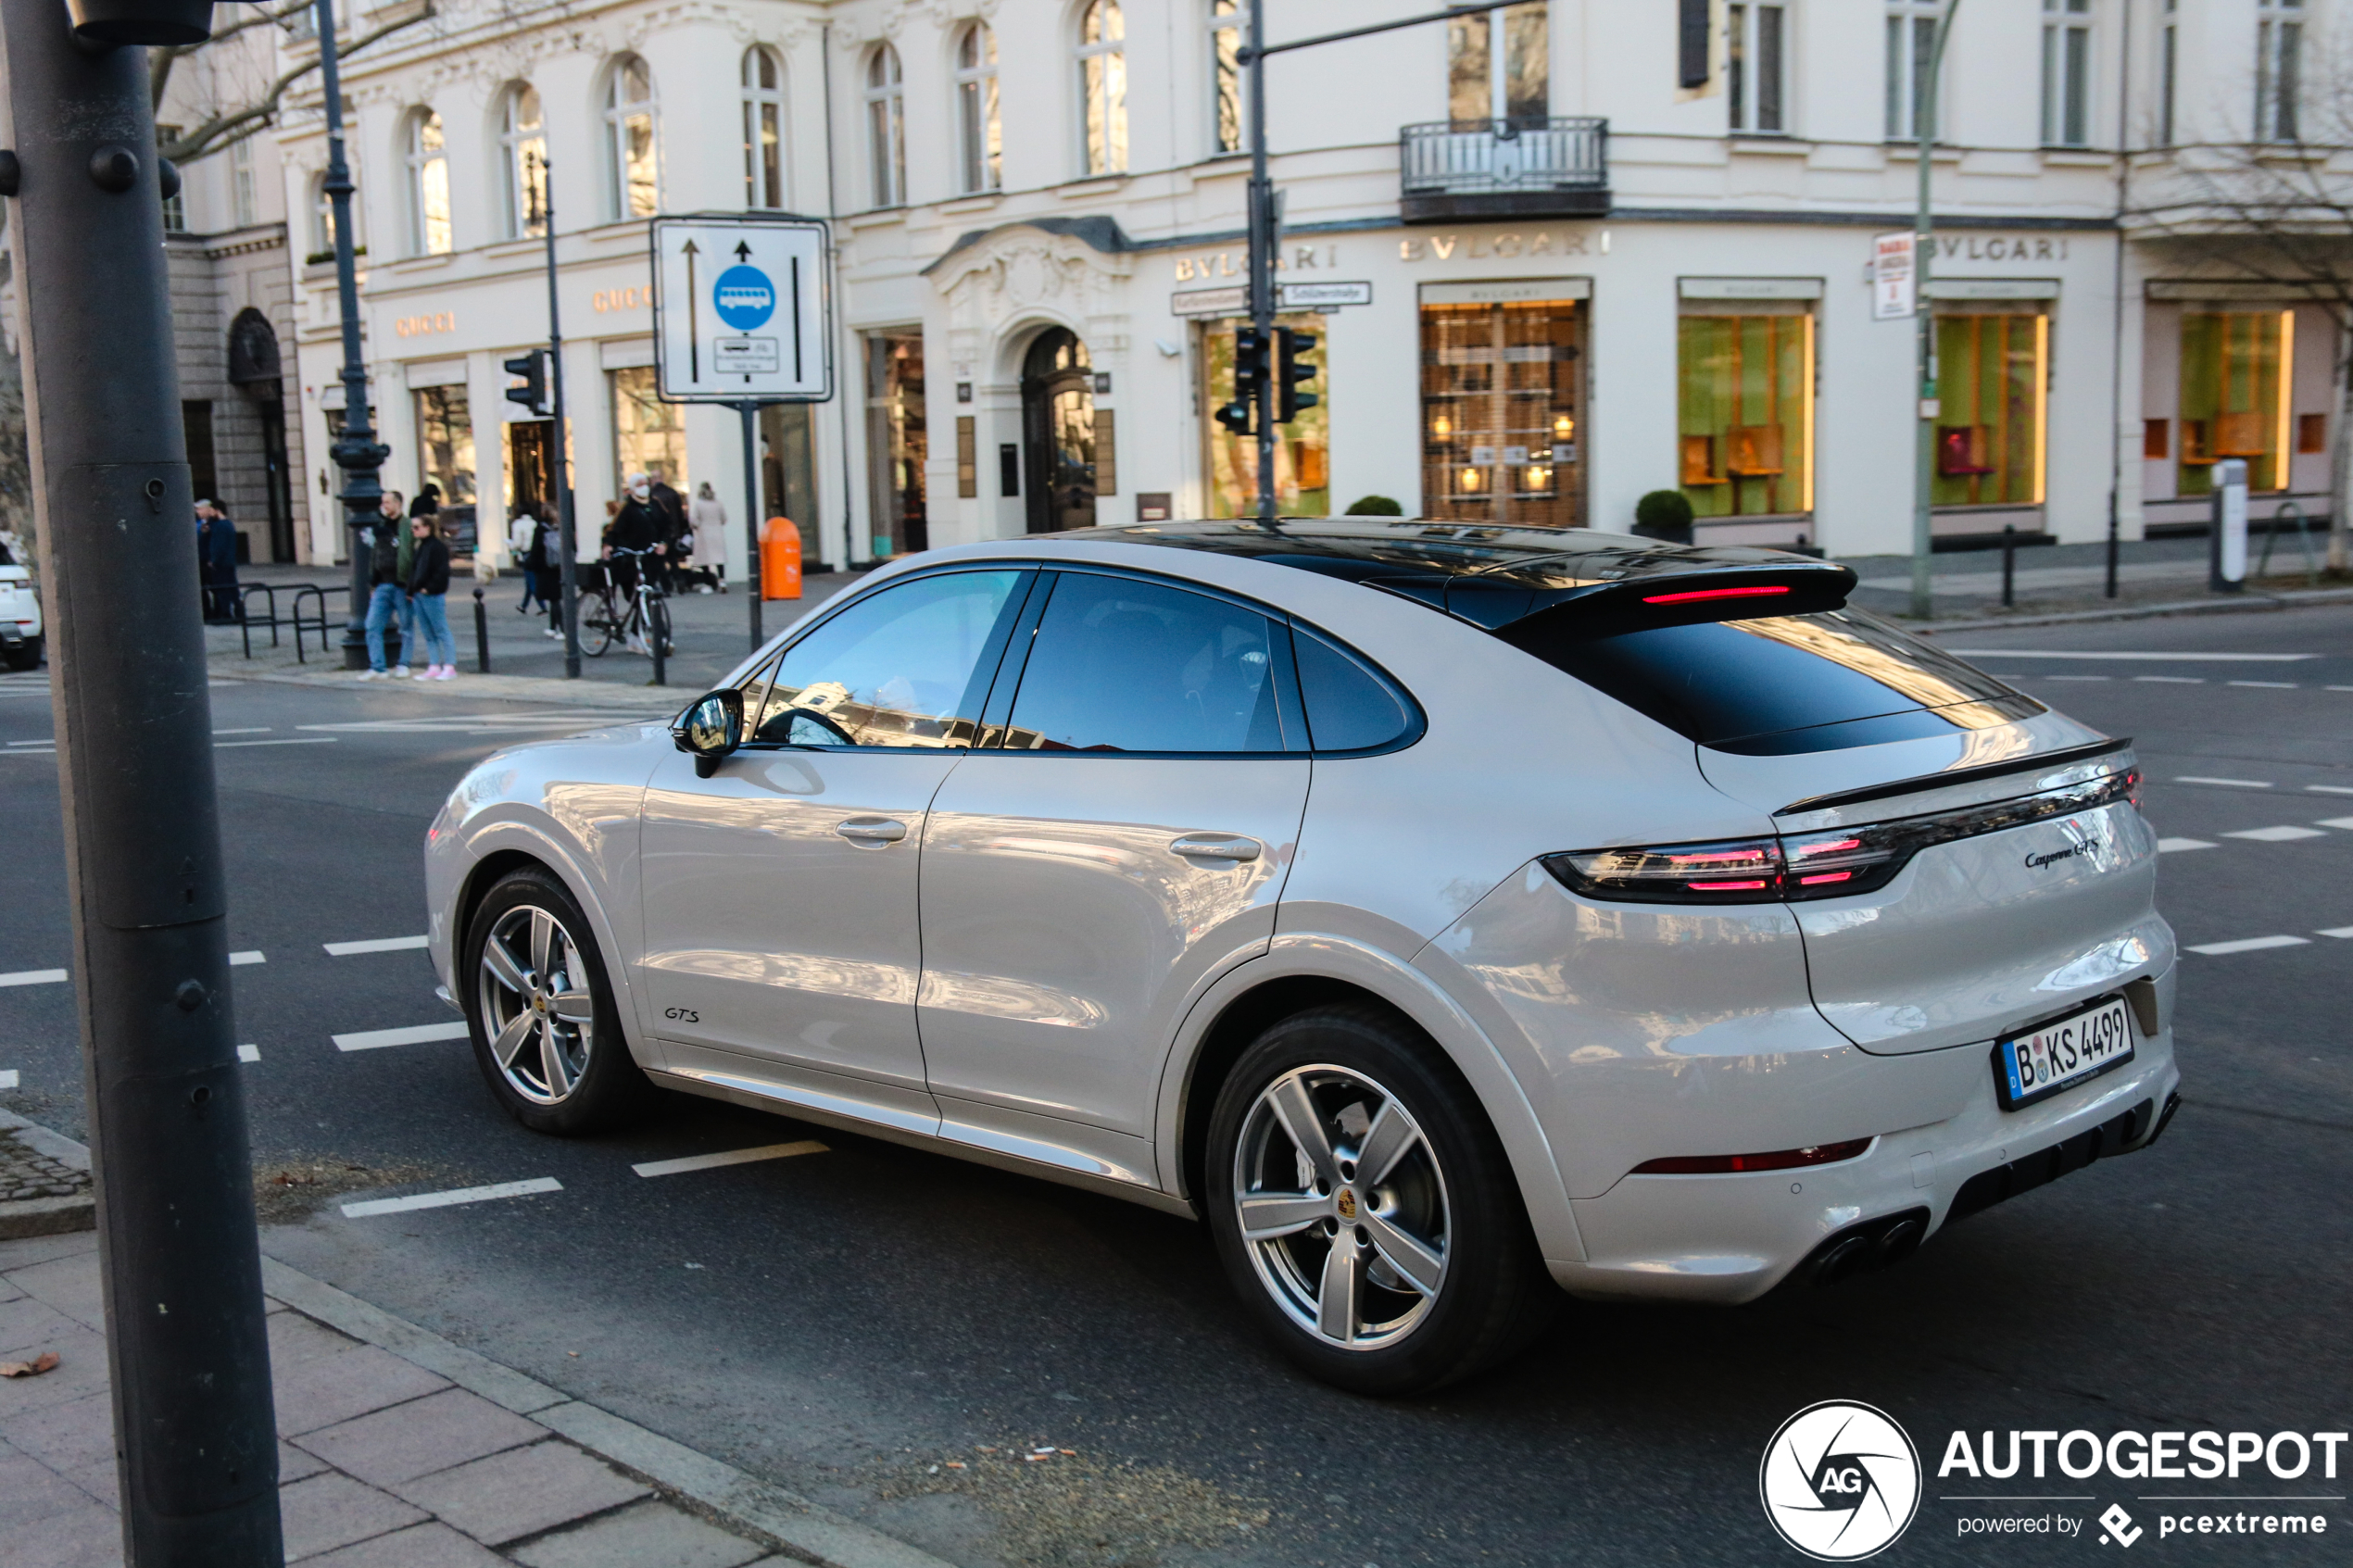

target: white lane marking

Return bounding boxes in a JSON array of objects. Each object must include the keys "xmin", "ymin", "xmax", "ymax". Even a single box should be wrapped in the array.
[
  {"xmin": 212, "ymin": 727, "xmax": 271, "ymax": 736},
  {"xmin": 2187, "ymin": 935, "xmax": 2311, "ymax": 956},
  {"xmin": 2134, "ymin": 676, "xmax": 2204, "ymax": 684},
  {"xmin": 1945, "ymin": 650, "xmax": 2321, "ymax": 661},
  {"xmin": 333, "ymin": 1022, "xmax": 470, "ymax": 1052},
  {"xmin": 229, "ymin": 950, "xmax": 265, "ymax": 966},
  {"xmin": 4, "ymin": 739, "xmax": 51, "ymax": 746},
  {"xmin": 2046, "ymin": 674, "xmax": 2110, "ymax": 682},
  {"xmin": 2223, "ymin": 825, "xmax": 2328, "ymax": 842},
  {"xmin": 2330, "ymin": 686, "xmax": 2353, "ymax": 693},
  {"xmin": 342, "ymin": 1177, "xmax": 560, "ymax": 1218},
  {"xmin": 2228, "ymin": 681, "xmax": 2299, "ymax": 689},
  {"xmin": 0, "ymin": 1070, "xmax": 17, "ymax": 1089},
  {"xmin": 632, "ymin": 1141, "xmax": 829, "ymax": 1178},
  {"xmin": 0, "ymin": 969, "xmax": 67, "ymax": 987},
  {"xmin": 2176, "ymin": 776, "xmax": 2272, "ymax": 789},
  {"xmin": 2317, "ymin": 927, "xmax": 2353, "ymax": 940},
  {"xmin": 3, "ymin": 745, "xmax": 55, "ymax": 754},
  {"xmin": 2319, "ymin": 817, "xmax": 2353, "ymax": 831},
  {"xmin": 323, "ymin": 935, "xmax": 428, "ymax": 956},
  {"xmin": 237, "ymin": 1045, "xmax": 260, "ymax": 1063},
  {"xmin": 2311, "ymin": 785, "xmax": 2353, "ymax": 797},
  {"xmin": 216, "ymin": 737, "xmax": 338, "ymax": 749},
  {"xmin": 2156, "ymin": 837, "xmax": 2219, "ymax": 853}
]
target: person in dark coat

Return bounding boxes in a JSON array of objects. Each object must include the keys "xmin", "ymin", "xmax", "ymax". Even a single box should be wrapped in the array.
[
  {"xmin": 196, "ymin": 500, "xmax": 241, "ymax": 623},
  {"xmin": 405, "ymin": 515, "xmax": 457, "ymax": 679}
]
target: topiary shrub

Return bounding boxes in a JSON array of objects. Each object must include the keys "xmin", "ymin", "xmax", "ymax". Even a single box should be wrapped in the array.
[
  {"xmin": 1632, "ymin": 489, "xmax": 1695, "ymax": 544},
  {"xmin": 1343, "ymin": 495, "xmax": 1405, "ymax": 517}
]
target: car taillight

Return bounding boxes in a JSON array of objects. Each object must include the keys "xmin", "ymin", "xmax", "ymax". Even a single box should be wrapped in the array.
[
  {"xmin": 1545, "ymin": 762, "xmax": 2140, "ymax": 906},
  {"xmin": 1632, "ymin": 1138, "xmax": 1873, "ymax": 1174}
]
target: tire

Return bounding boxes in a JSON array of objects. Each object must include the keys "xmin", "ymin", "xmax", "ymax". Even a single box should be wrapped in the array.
[
  {"xmin": 1204, "ymin": 1004, "xmax": 1558, "ymax": 1396},
  {"xmin": 584, "ymin": 610, "xmax": 615, "ymax": 658},
  {"xmin": 3, "ymin": 637, "xmax": 39, "ymax": 672},
  {"xmin": 461, "ymin": 867, "xmax": 652, "ymax": 1135}
]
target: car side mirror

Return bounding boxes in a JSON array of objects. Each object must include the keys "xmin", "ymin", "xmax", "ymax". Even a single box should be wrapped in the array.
[{"xmin": 673, "ymin": 689, "xmax": 744, "ymax": 778}]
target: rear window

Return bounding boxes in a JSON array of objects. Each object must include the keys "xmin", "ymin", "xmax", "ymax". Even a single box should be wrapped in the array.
[{"xmin": 1512, "ymin": 609, "xmax": 2042, "ymax": 755}]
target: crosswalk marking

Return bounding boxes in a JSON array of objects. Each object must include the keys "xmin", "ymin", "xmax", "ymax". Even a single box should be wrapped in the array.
[
  {"xmin": 2317, "ymin": 927, "xmax": 2353, "ymax": 940},
  {"xmin": 323, "ymin": 935, "xmax": 429, "ymax": 956},
  {"xmin": 229, "ymin": 950, "xmax": 265, "ymax": 966},
  {"xmin": 2156, "ymin": 838, "xmax": 2218, "ymax": 853},
  {"xmin": 342, "ymin": 1177, "xmax": 560, "ymax": 1218},
  {"xmin": 237, "ymin": 1045, "xmax": 260, "ymax": 1063},
  {"xmin": 2315, "ymin": 818, "xmax": 2353, "ymax": 832},
  {"xmin": 0, "ymin": 1071, "xmax": 17, "ymax": 1089},
  {"xmin": 333, "ymin": 1022, "xmax": 470, "ymax": 1052},
  {"xmin": 0, "ymin": 969, "xmax": 67, "ymax": 988},
  {"xmin": 2222, "ymin": 826, "xmax": 2327, "ymax": 842},
  {"xmin": 2187, "ymin": 935, "xmax": 2309, "ymax": 956},
  {"xmin": 632, "ymin": 1141, "xmax": 828, "ymax": 1178}
]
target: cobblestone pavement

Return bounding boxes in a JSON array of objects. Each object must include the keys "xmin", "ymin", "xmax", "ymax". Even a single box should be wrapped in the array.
[{"xmin": 0, "ymin": 1131, "xmax": 84, "ymax": 1202}]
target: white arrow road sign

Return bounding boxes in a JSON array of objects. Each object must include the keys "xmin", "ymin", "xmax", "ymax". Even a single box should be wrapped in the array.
[{"xmin": 651, "ymin": 215, "xmax": 832, "ymax": 403}]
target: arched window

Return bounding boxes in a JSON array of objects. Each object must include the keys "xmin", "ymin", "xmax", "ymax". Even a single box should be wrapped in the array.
[
  {"xmin": 953, "ymin": 23, "xmax": 1000, "ymax": 194},
  {"xmin": 742, "ymin": 48, "xmax": 786, "ymax": 209},
  {"xmin": 1208, "ymin": 0, "xmax": 1243, "ymax": 155},
  {"xmin": 604, "ymin": 56, "xmax": 659, "ymax": 220},
  {"xmin": 864, "ymin": 44, "xmax": 905, "ymax": 207},
  {"xmin": 500, "ymin": 84, "xmax": 547, "ymax": 239},
  {"xmin": 1077, "ymin": 1, "xmax": 1126, "ymax": 175},
  {"xmin": 404, "ymin": 108, "xmax": 452, "ymax": 255}
]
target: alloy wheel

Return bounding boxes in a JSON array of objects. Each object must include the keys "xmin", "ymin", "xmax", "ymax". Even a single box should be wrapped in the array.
[
  {"xmin": 475, "ymin": 905, "xmax": 598, "ymax": 1104},
  {"xmin": 1231, "ymin": 1064, "xmax": 1451, "ymax": 1351}
]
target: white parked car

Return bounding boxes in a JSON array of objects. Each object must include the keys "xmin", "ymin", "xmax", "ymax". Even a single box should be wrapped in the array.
[
  {"xmin": 0, "ymin": 558, "xmax": 40, "ymax": 671},
  {"xmin": 426, "ymin": 521, "xmax": 2180, "ymax": 1393}
]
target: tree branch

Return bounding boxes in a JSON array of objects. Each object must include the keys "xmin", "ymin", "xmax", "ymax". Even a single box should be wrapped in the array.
[{"xmin": 157, "ymin": 3, "xmax": 435, "ymax": 166}]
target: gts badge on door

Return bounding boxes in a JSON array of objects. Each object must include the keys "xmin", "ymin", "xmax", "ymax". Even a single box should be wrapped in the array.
[{"xmin": 663, "ymin": 1008, "xmax": 699, "ymax": 1023}]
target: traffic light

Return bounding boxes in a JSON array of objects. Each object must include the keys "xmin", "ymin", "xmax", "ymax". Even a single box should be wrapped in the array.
[
  {"xmin": 1215, "ymin": 327, "xmax": 1268, "ymax": 437},
  {"xmin": 1275, "ymin": 327, "xmax": 1319, "ymax": 423},
  {"xmin": 503, "ymin": 349, "xmax": 549, "ymax": 416}
]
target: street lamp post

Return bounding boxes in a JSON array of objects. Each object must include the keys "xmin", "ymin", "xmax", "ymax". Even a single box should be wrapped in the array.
[
  {"xmin": 524, "ymin": 150, "xmax": 582, "ymax": 678},
  {"xmin": 1908, "ymin": 0, "xmax": 1963, "ymax": 621},
  {"xmin": 318, "ymin": 0, "xmax": 391, "ymax": 668}
]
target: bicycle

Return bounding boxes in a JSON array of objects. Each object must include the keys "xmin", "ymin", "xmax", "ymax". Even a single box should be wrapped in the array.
[{"xmin": 582, "ymin": 546, "xmax": 674, "ymax": 660}]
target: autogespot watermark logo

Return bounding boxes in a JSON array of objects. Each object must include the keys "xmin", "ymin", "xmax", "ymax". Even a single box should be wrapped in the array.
[{"xmin": 1761, "ymin": 1401, "xmax": 1924, "ymax": 1561}]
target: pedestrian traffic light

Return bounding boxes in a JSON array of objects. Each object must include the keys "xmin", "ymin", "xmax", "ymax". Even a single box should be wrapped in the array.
[
  {"xmin": 1215, "ymin": 327, "xmax": 1268, "ymax": 437},
  {"xmin": 504, "ymin": 349, "xmax": 549, "ymax": 416},
  {"xmin": 1275, "ymin": 327, "xmax": 1319, "ymax": 423}
]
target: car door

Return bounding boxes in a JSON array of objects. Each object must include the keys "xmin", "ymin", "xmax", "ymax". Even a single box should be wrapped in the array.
[
  {"xmin": 917, "ymin": 569, "xmax": 1312, "ymax": 1183},
  {"xmin": 637, "ymin": 567, "xmax": 1031, "ymax": 1126}
]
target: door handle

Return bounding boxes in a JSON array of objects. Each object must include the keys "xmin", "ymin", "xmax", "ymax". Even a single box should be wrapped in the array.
[
  {"xmin": 1170, "ymin": 833, "xmax": 1261, "ymax": 862},
  {"xmin": 835, "ymin": 817, "xmax": 909, "ymax": 846}
]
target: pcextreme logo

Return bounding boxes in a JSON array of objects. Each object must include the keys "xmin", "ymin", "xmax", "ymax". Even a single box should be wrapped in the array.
[{"xmin": 1760, "ymin": 1401, "xmax": 1923, "ymax": 1561}]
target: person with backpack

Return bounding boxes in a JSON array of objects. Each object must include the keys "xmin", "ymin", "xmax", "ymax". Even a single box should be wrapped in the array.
[
  {"xmin": 356, "ymin": 505, "xmax": 408, "ymax": 680},
  {"xmin": 407, "ymin": 514, "xmax": 457, "ymax": 680}
]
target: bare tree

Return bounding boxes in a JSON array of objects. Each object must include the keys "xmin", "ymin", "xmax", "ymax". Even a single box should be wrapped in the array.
[
  {"xmin": 2127, "ymin": 38, "xmax": 2353, "ymax": 574},
  {"xmin": 150, "ymin": 0, "xmax": 434, "ymax": 167}
]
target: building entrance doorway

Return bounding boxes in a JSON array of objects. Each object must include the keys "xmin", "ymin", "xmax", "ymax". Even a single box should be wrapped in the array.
[
  {"xmin": 1021, "ymin": 328, "xmax": 1095, "ymax": 533},
  {"xmin": 505, "ymin": 420, "xmax": 554, "ymax": 517}
]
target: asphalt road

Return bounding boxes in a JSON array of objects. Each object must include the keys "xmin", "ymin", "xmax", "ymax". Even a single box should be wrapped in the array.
[{"xmin": 1, "ymin": 602, "xmax": 2348, "ymax": 1568}]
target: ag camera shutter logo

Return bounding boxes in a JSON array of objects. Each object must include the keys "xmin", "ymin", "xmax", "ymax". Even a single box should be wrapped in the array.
[{"xmin": 1760, "ymin": 1400, "xmax": 1922, "ymax": 1561}]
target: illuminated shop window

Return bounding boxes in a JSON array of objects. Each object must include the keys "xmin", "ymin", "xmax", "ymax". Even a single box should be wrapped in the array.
[
  {"xmin": 2178, "ymin": 311, "xmax": 2292, "ymax": 495},
  {"xmin": 1931, "ymin": 310, "xmax": 2047, "ymax": 508},
  {"xmin": 1677, "ymin": 311, "xmax": 1813, "ymax": 520}
]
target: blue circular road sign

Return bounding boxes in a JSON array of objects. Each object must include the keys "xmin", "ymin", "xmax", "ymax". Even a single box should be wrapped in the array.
[{"xmin": 712, "ymin": 265, "xmax": 775, "ymax": 331}]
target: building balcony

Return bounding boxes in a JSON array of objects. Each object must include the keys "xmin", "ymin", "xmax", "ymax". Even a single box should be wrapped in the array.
[{"xmin": 1399, "ymin": 118, "xmax": 1609, "ymax": 223}]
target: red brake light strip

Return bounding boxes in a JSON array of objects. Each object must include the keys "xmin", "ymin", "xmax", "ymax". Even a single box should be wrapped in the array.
[{"xmin": 1641, "ymin": 584, "xmax": 1793, "ymax": 606}]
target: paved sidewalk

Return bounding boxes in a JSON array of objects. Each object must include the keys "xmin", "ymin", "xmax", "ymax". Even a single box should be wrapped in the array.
[{"xmin": 0, "ymin": 1120, "xmax": 954, "ymax": 1568}]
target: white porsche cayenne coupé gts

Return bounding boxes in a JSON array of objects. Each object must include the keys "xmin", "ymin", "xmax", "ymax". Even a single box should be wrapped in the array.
[{"xmin": 426, "ymin": 521, "xmax": 2182, "ymax": 1393}]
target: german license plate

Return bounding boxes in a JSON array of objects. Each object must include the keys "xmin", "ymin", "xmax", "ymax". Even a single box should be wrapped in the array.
[{"xmin": 1994, "ymin": 996, "xmax": 2135, "ymax": 1110}]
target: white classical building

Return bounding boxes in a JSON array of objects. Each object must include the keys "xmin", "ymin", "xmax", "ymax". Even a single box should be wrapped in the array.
[{"xmin": 251, "ymin": 0, "xmax": 2343, "ymax": 577}]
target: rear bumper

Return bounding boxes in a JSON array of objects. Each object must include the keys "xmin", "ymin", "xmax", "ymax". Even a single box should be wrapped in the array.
[{"xmin": 1547, "ymin": 1024, "xmax": 2180, "ymax": 1304}]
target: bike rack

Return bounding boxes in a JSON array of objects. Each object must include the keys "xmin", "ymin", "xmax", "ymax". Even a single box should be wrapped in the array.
[
  {"xmin": 288, "ymin": 584, "xmax": 340, "ymax": 664},
  {"xmin": 236, "ymin": 582, "xmax": 345, "ymax": 659},
  {"xmin": 2255, "ymin": 500, "xmax": 2321, "ymax": 588}
]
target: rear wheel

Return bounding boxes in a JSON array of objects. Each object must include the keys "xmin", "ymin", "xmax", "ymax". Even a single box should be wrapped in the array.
[
  {"xmin": 463, "ymin": 868, "xmax": 651, "ymax": 1135},
  {"xmin": 2, "ymin": 638, "xmax": 37, "ymax": 672},
  {"xmin": 1204, "ymin": 1005, "xmax": 1557, "ymax": 1395}
]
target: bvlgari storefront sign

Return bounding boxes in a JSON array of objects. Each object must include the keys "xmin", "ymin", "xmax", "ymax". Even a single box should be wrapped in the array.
[{"xmin": 1400, "ymin": 228, "xmax": 1607, "ymax": 262}]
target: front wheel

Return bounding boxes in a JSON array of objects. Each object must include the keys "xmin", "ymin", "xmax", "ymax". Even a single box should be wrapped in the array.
[
  {"xmin": 1204, "ymin": 1005, "xmax": 1557, "ymax": 1395},
  {"xmin": 463, "ymin": 868, "xmax": 651, "ymax": 1135}
]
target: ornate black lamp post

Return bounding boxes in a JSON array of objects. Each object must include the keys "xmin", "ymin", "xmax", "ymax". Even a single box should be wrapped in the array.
[{"xmin": 316, "ymin": 0, "xmax": 391, "ymax": 668}]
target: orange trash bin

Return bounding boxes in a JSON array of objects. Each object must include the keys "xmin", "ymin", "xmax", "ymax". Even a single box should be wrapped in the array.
[{"xmin": 759, "ymin": 517, "xmax": 802, "ymax": 600}]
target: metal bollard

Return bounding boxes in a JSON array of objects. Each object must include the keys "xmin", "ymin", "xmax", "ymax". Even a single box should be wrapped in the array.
[
  {"xmin": 472, "ymin": 587, "xmax": 490, "ymax": 673},
  {"xmin": 2000, "ymin": 523, "xmax": 2017, "ymax": 608},
  {"xmin": 650, "ymin": 594, "xmax": 668, "ymax": 687}
]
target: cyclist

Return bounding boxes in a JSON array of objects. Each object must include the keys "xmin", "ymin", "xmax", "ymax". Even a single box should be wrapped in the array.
[{"xmin": 603, "ymin": 475, "xmax": 666, "ymax": 656}]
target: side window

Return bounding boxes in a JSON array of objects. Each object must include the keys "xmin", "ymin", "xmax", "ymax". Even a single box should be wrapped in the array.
[
  {"xmin": 746, "ymin": 570, "xmax": 1024, "ymax": 748},
  {"xmin": 1293, "ymin": 627, "xmax": 1412, "ymax": 752},
  {"xmin": 1003, "ymin": 573, "xmax": 1283, "ymax": 754}
]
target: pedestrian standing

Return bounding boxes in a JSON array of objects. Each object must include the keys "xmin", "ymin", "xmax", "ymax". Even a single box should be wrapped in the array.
[
  {"xmin": 196, "ymin": 500, "xmax": 241, "ymax": 623},
  {"xmin": 687, "ymin": 482, "xmax": 725, "ymax": 594},
  {"xmin": 539, "ymin": 510, "xmax": 566, "ymax": 639},
  {"xmin": 195, "ymin": 504, "xmax": 217, "ymax": 620},
  {"xmin": 356, "ymin": 509, "xmax": 406, "ymax": 680},
  {"xmin": 382, "ymin": 490, "xmax": 418, "ymax": 674},
  {"xmin": 407, "ymin": 515, "xmax": 457, "ymax": 680},
  {"xmin": 510, "ymin": 504, "xmax": 544, "ymax": 613}
]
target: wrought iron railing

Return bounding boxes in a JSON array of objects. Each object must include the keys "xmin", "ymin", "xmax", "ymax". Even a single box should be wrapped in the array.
[{"xmin": 1399, "ymin": 117, "xmax": 1608, "ymax": 200}]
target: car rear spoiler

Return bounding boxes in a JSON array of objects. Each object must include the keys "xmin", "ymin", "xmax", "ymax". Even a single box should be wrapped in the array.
[
  {"xmin": 1774, "ymin": 736, "xmax": 2135, "ymax": 818},
  {"xmin": 1455, "ymin": 560, "xmax": 1859, "ymax": 642}
]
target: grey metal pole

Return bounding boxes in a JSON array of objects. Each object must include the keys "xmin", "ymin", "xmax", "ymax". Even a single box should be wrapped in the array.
[
  {"xmin": 0, "ymin": 2, "xmax": 285, "ymax": 1562},
  {"xmin": 1909, "ymin": 0, "xmax": 1961, "ymax": 621},
  {"xmin": 534, "ymin": 152, "xmax": 580, "ymax": 679},
  {"xmin": 1248, "ymin": 0, "xmax": 1276, "ymax": 525},
  {"xmin": 742, "ymin": 402, "xmax": 763, "ymax": 650},
  {"xmin": 318, "ymin": 0, "xmax": 389, "ymax": 667}
]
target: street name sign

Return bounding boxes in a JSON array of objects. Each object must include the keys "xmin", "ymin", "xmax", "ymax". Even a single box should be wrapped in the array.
[
  {"xmin": 1171, "ymin": 281, "xmax": 1374, "ymax": 317},
  {"xmin": 652, "ymin": 214, "xmax": 832, "ymax": 402}
]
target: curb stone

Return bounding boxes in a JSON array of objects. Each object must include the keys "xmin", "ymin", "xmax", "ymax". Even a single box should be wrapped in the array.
[
  {"xmin": 1904, "ymin": 585, "xmax": 2353, "ymax": 635},
  {"xmin": 0, "ymin": 1109, "xmax": 94, "ymax": 1240},
  {"xmin": 9, "ymin": 1112, "xmax": 961, "ymax": 1568}
]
